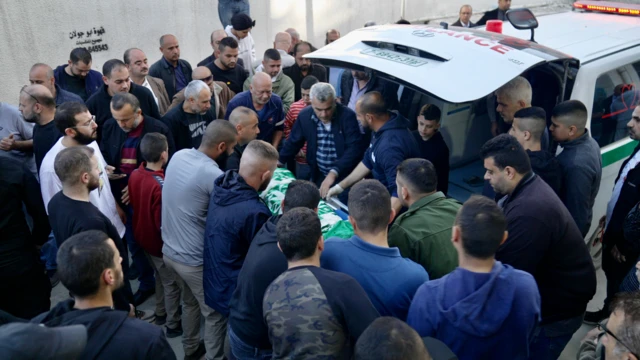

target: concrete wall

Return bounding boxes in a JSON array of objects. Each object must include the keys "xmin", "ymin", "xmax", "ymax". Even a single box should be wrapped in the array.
[{"xmin": 0, "ymin": 0, "xmax": 562, "ymax": 105}]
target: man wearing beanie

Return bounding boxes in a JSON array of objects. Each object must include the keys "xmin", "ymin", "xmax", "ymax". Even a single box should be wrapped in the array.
[{"xmin": 225, "ymin": 13, "xmax": 257, "ymax": 76}]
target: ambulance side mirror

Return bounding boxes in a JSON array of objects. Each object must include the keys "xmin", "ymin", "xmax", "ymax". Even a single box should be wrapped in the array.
[{"xmin": 506, "ymin": 8, "xmax": 539, "ymax": 42}]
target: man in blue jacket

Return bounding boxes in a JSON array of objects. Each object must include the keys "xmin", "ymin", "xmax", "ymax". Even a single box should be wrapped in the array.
[
  {"xmin": 54, "ymin": 48, "xmax": 103, "ymax": 102},
  {"xmin": 203, "ymin": 140, "xmax": 279, "ymax": 320},
  {"xmin": 327, "ymin": 91, "xmax": 419, "ymax": 216},
  {"xmin": 225, "ymin": 72, "xmax": 285, "ymax": 148},
  {"xmin": 279, "ymin": 82, "xmax": 365, "ymax": 198},
  {"xmin": 407, "ymin": 195, "xmax": 541, "ymax": 360}
]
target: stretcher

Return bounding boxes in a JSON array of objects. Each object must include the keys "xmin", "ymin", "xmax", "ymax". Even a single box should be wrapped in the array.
[{"xmin": 260, "ymin": 168, "xmax": 354, "ymax": 239}]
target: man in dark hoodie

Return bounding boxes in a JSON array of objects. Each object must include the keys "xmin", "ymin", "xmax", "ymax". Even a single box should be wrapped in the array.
[
  {"xmin": 32, "ymin": 230, "xmax": 176, "ymax": 360},
  {"xmin": 227, "ymin": 180, "xmax": 321, "ymax": 359},
  {"xmin": 509, "ymin": 107, "xmax": 562, "ymax": 196},
  {"xmin": 407, "ymin": 195, "xmax": 541, "ymax": 359},
  {"xmin": 481, "ymin": 134, "xmax": 597, "ymax": 359},
  {"xmin": 86, "ymin": 59, "xmax": 161, "ymax": 142},
  {"xmin": 326, "ymin": 91, "xmax": 420, "ymax": 217},
  {"xmin": 53, "ymin": 48, "xmax": 103, "ymax": 102},
  {"xmin": 550, "ymin": 100, "xmax": 602, "ymax": 237},
  {"xmin": 203, "ymin": 139, "xmax": 279, "ymax": 320}
]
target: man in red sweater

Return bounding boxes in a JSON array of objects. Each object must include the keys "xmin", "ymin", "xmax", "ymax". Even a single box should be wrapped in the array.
[{"xmin": 128, "ymin": 132, "xmax": 183, "ymax": 337}]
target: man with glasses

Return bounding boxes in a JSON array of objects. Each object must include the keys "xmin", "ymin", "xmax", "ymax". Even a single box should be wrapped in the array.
[
  {"xmin": 225, "ymin": 72, "xmax": 285, "ymax": 148},
  {"xmin": 167, "ymin": 66, "xmax": 235, "ymax": 119},
  {"xmin": 579, "ymin": 292, "xmax": 640, "ymax": 360},
  {"xmin": 53, "ymin": 47, "xmax": 103, "ymax": 102},
  {"xmin": 86, "ymin": 59, "xmax": 161, "ymax": 142}
]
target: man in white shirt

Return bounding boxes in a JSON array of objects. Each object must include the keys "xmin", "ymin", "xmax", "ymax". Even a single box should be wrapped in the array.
[
  {"xmin": 124, "ymin": 48, "xmax": 171, "ymax": 116},
  {"xmin": 225, "ymin": 13, "xmax": 256, "ymax": 76},
  {"xmin": 452, "ymin": 5, "xmax": 475, "ymax": 28},
  {"xmin": 39, "ymin": 101, "xmax": 125, "ymax": 238}
]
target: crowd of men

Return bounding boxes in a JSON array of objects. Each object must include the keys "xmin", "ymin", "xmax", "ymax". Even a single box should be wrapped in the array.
[{"xmin": 1, "ymin": 2, "xmax": 640, "ymax": 360}]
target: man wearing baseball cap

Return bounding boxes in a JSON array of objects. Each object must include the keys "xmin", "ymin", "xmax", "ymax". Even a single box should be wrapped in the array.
[{"xmin": 225, "ymin": 13, "xmax": 257, "ymax": 76}]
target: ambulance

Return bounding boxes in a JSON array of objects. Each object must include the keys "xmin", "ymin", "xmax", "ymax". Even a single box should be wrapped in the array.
[{"xmin": 309, "ymin": 0, "xmax": 640, "ymax": 237}]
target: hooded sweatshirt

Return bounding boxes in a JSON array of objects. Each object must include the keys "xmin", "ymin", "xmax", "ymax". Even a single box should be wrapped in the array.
[
  {"xmin": 527, "ymin": 149, "xmax": 562, "ymax": 197},
  {"xmin": 407, "ymin": 262, "xmax": 541, "ymax": 360},
  {"xmin": 32, "ymin": 299, "xmax": 175, "ymax": 360},
  {"xmin": 203, "ymin": 170, "xmax": 272, "ymax": 316},
  {"xmin": 362, "ymin": 112, "xmax": 420, "ymax": 197}
]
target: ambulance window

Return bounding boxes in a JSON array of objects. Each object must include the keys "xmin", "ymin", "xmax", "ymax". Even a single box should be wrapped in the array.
[{"xmin": 590, "ymin": 64, "xmax": 639, "ymax": 148}]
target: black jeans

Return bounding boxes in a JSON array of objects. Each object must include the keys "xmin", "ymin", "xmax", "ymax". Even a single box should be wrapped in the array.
[{"xmin": 0, "ymin": 263, "xmax": 51, "ymax": 319}]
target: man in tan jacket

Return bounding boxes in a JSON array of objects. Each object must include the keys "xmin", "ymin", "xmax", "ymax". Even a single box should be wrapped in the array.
[
  {"xmin": 124, "ymin": 48, "xmax": 171, "ymax": 115},
  {"xmin": 168, "ymin": 66, "xmax": 234, "ymax": 119}
]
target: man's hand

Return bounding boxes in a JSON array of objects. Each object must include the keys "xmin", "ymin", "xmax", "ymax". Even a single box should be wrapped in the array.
[
  {"xmin": 0, "ymin": 134, "xmax": 15, "ymax": 151},
  {"xmin": 121, "ymin": 186, "xmax": 130, "ymax": 206},
  {"xmin": 611, "ymin": 245, "xmax": 626, "ymax": 263},
  {"xmin": 128, "ymin": 304, "xmax": 135, "ymax": 318},
  {"xmin": 581, "ymin": 326, "xmax": 602, "ymax": 345},
  {"xmin": 636, "ymin": 261, "xmax": 640, "ymax": 283},
  {"xmin": 116, "ymin": 204, "xmax": 127, "ymax": 225},
  {"xmin": 296, "ymin": 149, "xmax": 306, "ymax": 159},
  {"xmin": 326, "ymin": 184, "xmax": 344, "ymax": 199},
  {"xmin": 320, "ymin": 172, "xmax": 337, "ymax": 198},
  {"xmin": 106, "ymin": 165, "xmax": 126, "ymax": 180}
]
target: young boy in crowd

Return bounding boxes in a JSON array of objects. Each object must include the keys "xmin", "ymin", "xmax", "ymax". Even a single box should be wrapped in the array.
[{"xmin": 127, "ymin": 133, "xmax": 182, "ymax": 336}]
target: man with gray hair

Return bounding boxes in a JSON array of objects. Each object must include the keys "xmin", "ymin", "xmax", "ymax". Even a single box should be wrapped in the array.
[
  {"xmin": 225, "ymin": 72, "xmax": 285, "ymax": 148},
  {"xmin": 452, "ymin": 5, "xmax": 475, "ymax": 27},
  {"xmin": 279, "ymin": 82, "xmax": 365, "ymax": 198},
  {"xmin": 493, "ymin": 76, "xmax": 532, "ymax": 136},
  {"xmin": 162, "ymin": 120, "xmax": 238, "ymax": 360},
  {"xmin": 29, "ymin": 63, "xmax": 83, "ymax": 106},
  {"xmin": 284, "ymin": 28, "xmax": 300, "ymax": 54},
  {"xmin": 162, "ymin": 79, "xmax": 216, "ymax": 152}
]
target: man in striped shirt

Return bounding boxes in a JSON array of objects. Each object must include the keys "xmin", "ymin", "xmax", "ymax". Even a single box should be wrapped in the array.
[
  {"xmin": 283, "ymin": 76, "xmax": 318, "ymax": 180},
  {"xmin": 279, "ymin": 82, "xmax": 366, "ymax": 200}
]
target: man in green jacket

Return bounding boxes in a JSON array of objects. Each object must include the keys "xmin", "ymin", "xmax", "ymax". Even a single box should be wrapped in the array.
[
  {"xmin": 243, "ymin": 49, "xmax": 295, "ymax": 113},
  {"xmin": 388, "ymin": 158, "xmax": 460, "ymax": 279}
]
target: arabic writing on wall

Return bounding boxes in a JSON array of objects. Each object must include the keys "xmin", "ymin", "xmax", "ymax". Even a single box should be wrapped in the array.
[{"xmin": 69, "ymin": 26, "xmax": 109, "ymax": 53}]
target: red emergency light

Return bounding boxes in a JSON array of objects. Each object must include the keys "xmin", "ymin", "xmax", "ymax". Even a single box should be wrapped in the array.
[{"xmin": 573, "ymin": 1, "xmax": 640, "ymax": 16}]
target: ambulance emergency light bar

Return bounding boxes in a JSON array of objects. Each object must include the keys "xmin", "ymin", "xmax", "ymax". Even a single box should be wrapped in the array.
[{"xmin": 573, "ymin": 1, "xmax": 640, "ymax": 16}]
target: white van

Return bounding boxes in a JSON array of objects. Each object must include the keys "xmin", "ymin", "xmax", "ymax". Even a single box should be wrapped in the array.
[{"xmin": 309, "ymin": 1, "xmax": 640, "ymax": 237}]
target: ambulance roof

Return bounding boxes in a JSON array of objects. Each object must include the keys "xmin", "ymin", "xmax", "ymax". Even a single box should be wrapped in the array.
[
  {"xmin": 306, "ymin": 24, "xmax": 572, "ymax": 103},
  {"xmin": 501, "ymin": 10, "xmax": 640, "ymax": 63}
]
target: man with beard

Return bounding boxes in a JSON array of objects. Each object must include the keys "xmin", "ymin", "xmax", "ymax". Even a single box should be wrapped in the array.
[
  {"xmin": 32, "ymin": 230, "xmax": 175, "ymax": 359},
  {"xmin": 167, "ymin": 66, "xmax": 235, "ymax": 119},
  {"xmin": 53, "ymin": 47, "xmax": 103, "ymax": 102},
  {"xmin": 44, "ymin": 147, "xmax": 135, "ymax": 314},
  {"xmin": 18, "ymin": 85, "xmax": 61, "ymax": 173},
  {"xmin": 243, "ymin": 49, "xmax": 295, "ymax": 113},
  {"xmin": 225, "ymin": 72, "xmax": 285, "ymax": 148},
  {"xmin": 206, "ymin": 37, "xmax": 247, "ymax": 94},
  {"xmin": 124, "ymin": 48, "xmax": 171, "ymax": 115},
  {"xmin": 340, "ymin": 70, "xmax": 399, "ymax": 113},
  {"xmin": 284, "ymin": 41, "xmax": 327, "ymax": 101},
  {"xmin": 203, "ymin": 140, "xmax": 278, "ymax": 325},
  {"xmin": 100, "ymin": 93, "xmax": 175, "ymax": 306},
  {"xmin": 162, "ymin": 80, "xmax": 217, "ymax": 152},
  {"xmin": 162, "ymin": 120, "xmax": 237, "ymax": 360}
]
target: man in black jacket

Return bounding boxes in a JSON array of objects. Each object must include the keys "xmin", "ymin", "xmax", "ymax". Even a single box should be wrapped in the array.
[
  {"xmin": 228, "ymin": 180, "xmax": 320, "ymax": 359},
  {"xmin": 0, "ymin": 157, "xmax": 51, "ymax": 319},
  {"xmin": 101, "ymin": 93, "xmax": 176, "ymax": 306},
  {"xmin": 225, "ymin": 106, "xmax": 259, "ymax": 171},
  {"xmin": 476, "ymin": 0, "xmax": 511, "ymax": 26},
  {"xmin": 32, "ymin": 230, "xmax": 175, "ymax": 360},
  {"xmin": 509, "ymin": 107, "xmax": 562, "ymax": 196},
  {"xmin": 481, "ymin": 134, "xmax": 596, "ymax": 359},
  {"xmin": 340, "ymin": 71, "xmax": 399, "ymax": 113},
  {"xmin": 149, "ymin": 34, "xmax": 193, "ymax": 99},
  {"xmin": 586, "ymin": 105, "xmax": 640, "ymax": 324},
  {"xmin": 86, "ymin": 59, "xmax": 160, "ymax": 142},
  {"xmin": 279, "ymin": 82, "xmax": 365, "ymax": 198},
  {"xmin": 284, "ymin": 41, "xmax": 327, "ymax": 101}
]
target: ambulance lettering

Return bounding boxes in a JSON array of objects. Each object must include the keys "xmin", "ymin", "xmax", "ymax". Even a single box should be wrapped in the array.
[{"xmin": 420, "ymin": 28, "xmax": 514, "ymax": 56}]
